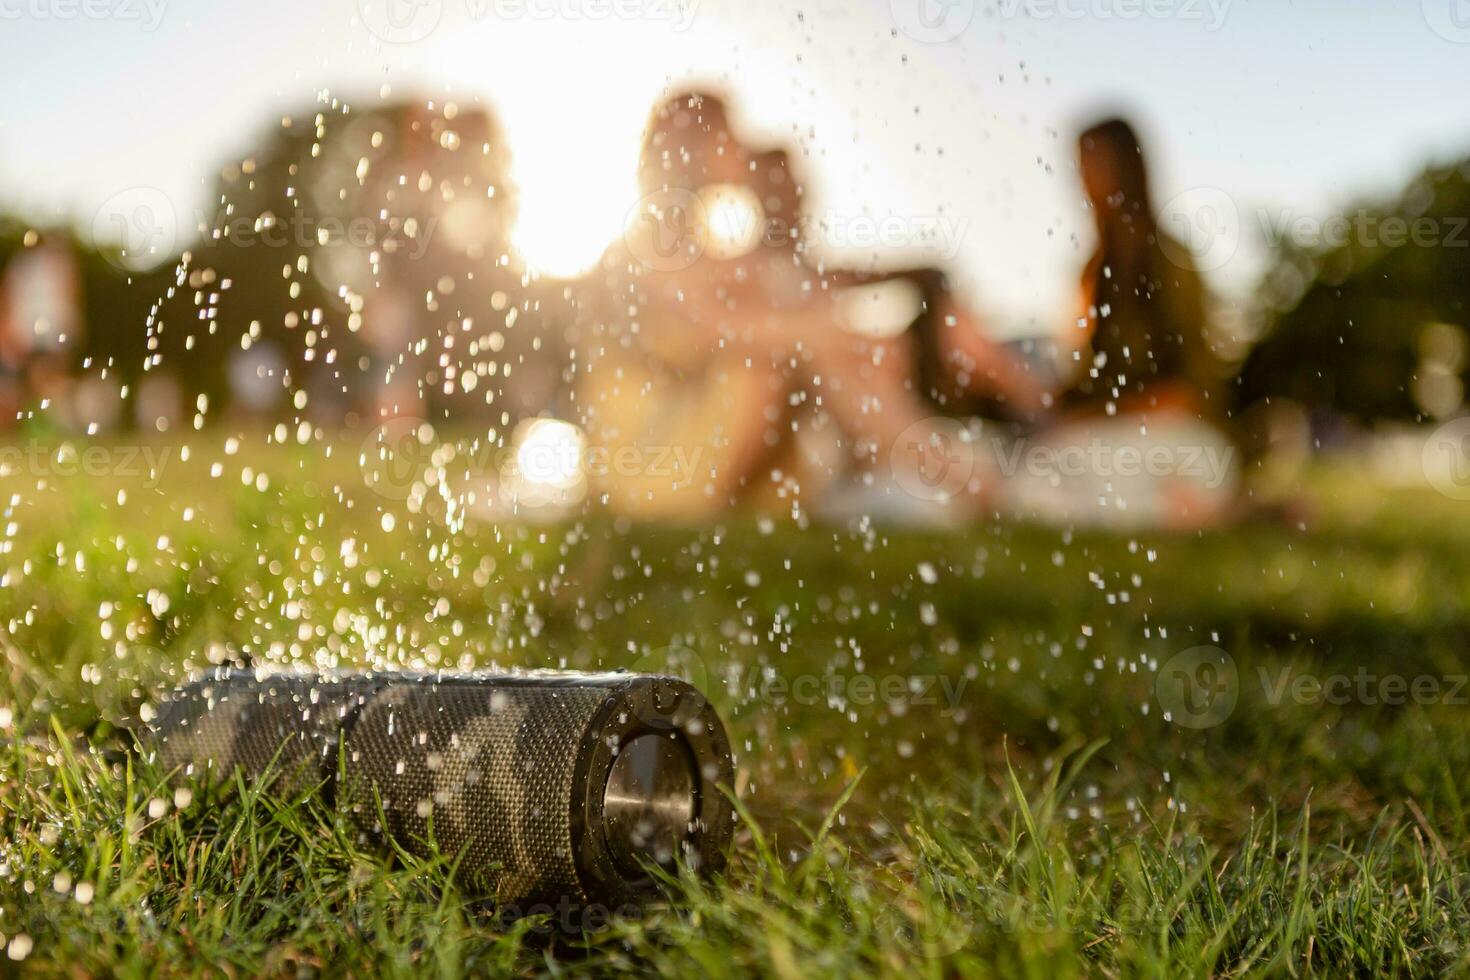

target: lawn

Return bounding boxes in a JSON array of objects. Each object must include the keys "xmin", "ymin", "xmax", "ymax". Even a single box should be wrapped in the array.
[{"xmin": 1, "ymin": 434, "xmax": 1468, "ymax": 975}]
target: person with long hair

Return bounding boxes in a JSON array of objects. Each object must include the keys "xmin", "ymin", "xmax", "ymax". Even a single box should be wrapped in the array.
[
  {"xmin": 1066, "ymin": 117, "xmax": 1227, "ymax": 415},
  {"xmin": 1007, "ymin": 116, "xmax": 1238, "ymax": 528}
]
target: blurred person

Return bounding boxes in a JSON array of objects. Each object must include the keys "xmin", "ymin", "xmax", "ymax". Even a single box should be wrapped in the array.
[
  {"xmin": 1005, "ymin": 117, "xmax": 1239, "ymax": 529},
  {"xmin": 0, "ymin": 288, "xmax": 23, "ymax": 426},
  {"xmin": 1064, "ymin": 117, "xmax": 1226, "ymax": 414},
  {"xmin": 573, "ymin": 90, "xmax": 1042, "ymax": 520},
  {"xmin": 0, "ymin": 237, "xmax": 82, "ymax": 425},
  {"xmin": 571, "ymin": 94, "xmax": 799, "ymax": 518},
  {"xmin": 227, "ymin": 341, "xmax": 289, "ymax": 419}
]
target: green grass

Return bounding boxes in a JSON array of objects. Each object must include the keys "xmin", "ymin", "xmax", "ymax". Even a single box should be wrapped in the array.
[{"xmin": 1, "ymin": 436, "xmax": 1469, "ymax": 975}]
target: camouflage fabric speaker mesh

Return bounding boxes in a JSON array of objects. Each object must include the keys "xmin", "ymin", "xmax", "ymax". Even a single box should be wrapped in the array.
[
  {"xmin": 148, "ymin": 671, "xmax": 386, "ymax": 798},
  {"xmin": 144, "ymin": 669, "xmax": 725, "ymax": 907},
  {"xmin": 339, "ymin": 681, "xmax": 607, "ymax": 903}
]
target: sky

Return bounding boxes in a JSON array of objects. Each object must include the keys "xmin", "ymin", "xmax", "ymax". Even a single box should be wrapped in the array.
[{"xmin": 2, "ymin": 0, "xmax": 1470, "ymax": 335}]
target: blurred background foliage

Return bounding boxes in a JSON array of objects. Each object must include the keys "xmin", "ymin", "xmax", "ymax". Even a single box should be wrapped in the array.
[
  {"xmin": 1239, "ymin": 156, "xmax": 1470, "ymax": 428},
  {"xmin": 0, "ymin": 97, "xmax": 1467, "ymax": 444}
]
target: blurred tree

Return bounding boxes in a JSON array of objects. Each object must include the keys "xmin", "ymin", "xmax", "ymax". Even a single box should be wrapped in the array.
[
  {"xmin": 1237, "ymin": 157, "xmax": 1470, "ymax": 426},
  {"xmin": 50, "ymin": 95, "xmax": 560, "ymax": 432}
]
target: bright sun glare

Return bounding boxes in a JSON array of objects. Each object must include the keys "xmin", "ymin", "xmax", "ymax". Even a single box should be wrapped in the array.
[
  {"xmin": 476, "ymin": 35, "xmax": 655, "ymax": 279},
  {"xmin": 509, "ymin": 140, "xmax": 638, "ymax": 278}
]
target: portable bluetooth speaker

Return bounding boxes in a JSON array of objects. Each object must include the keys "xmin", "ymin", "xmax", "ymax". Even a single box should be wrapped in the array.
[{"xmin": 145, "ymin": 669, "xmax": 734, "ymax": 908}]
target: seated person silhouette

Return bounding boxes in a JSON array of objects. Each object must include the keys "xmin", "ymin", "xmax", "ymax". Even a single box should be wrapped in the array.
[
  {"xmin": 1007, "ymin": 116, "xmax": 1238, "ymax": 528},
  {"xmin": 572, "ymin": 89, "xmax": 1041, "ymax": 520}
]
